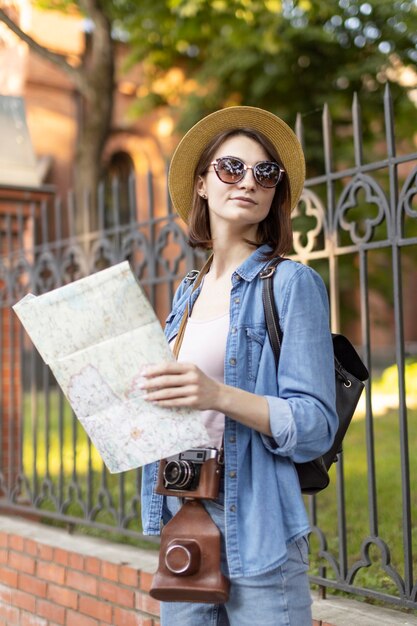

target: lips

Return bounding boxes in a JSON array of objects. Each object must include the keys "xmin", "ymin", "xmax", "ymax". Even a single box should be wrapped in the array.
[{"xmin": 231, "ymin": 196, "xmax": 256, "ymax": 204}]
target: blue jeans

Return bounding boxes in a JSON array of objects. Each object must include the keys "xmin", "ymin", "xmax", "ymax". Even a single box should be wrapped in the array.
[{"xmin": 161, "ymin": 494, "xmax": 312, "ymax": 626}]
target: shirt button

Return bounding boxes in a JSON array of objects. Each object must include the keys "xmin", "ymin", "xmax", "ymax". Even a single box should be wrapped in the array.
[
  {"xmin": 235, "ymin": 275, "xmax": 241, "ymax": 281},
  {"xmin": 229, "ymin": 358, "xmax": 236, "ymax": 365},
  {"xmin": 229, "ymin": 505, "xmax": 236, "ymax": 513},
  {"xmin": 234, "ymin": 297, "xmax": 240, "ymax": 304},
  {"xmin": 229, "ymin": 471, "xmax": 236, "ymax": 478},
  {"xmin": 229, "ymin": 435, "xmax": 236, "ymax": 443},
  {"xmin": 231, "ymin": 326, "xmax": 237, "ymax": 334}
]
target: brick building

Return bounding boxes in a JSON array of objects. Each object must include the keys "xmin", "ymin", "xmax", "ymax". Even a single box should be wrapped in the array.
[{"xmin": 0, "ymin": 1, "xmax": 177, "ymax": 223}]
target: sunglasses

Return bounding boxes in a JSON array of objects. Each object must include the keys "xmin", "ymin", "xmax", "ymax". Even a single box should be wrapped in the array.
[{"xmin": 210, "ymin": 156, "xmax": 284, "ymax": 188}]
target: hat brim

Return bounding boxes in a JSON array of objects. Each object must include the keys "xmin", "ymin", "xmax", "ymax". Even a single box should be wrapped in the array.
[{"xmin": 168, "ymin": 106, "xmax": 305, "ymax": 223}]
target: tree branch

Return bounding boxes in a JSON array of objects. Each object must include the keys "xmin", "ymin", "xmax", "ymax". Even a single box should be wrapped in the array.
[{"xmin": 0, "ymin": 8, "xmax": 87, "ymax": 92}]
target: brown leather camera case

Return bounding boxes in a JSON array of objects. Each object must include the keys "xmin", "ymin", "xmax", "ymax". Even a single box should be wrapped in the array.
[{"xmin": 150, "ymin": 499, "xmax": 230, "ymax": 603}]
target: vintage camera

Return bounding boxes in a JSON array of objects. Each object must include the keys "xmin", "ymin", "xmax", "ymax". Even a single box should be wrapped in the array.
[{"xmin": 155, "ymin": 448, "xmax": 222, "ymax": 500}]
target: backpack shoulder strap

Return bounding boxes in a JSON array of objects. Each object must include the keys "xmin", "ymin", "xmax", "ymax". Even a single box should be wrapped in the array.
[{"xmin": 259, "ymin": 258, "xmax": 288, "ymax": 368}]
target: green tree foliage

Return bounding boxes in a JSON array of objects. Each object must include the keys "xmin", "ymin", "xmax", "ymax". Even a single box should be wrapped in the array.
[
  {"xmin": 125, "ymin": 0, "xmax": 417, "ymax": 163},
  {"xmin": 122, "ymin": 0, "xmax": 417, "ymax": 329}
]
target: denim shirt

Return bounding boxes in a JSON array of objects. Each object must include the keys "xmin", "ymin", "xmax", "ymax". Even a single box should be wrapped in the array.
[{"xmin": 141, "ymin": 245, "xmax": 338, "ymax": 578}]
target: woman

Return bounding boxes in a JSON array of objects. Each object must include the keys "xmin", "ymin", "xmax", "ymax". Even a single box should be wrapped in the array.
[{"xmin": 140, "ymin": 106, "xmax": 338, "ymax": 625}]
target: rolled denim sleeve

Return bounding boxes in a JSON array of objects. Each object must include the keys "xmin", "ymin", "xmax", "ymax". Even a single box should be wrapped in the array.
[{"xmin": 261, "ymin": 264, "xmax": 338, "ymax": 462}]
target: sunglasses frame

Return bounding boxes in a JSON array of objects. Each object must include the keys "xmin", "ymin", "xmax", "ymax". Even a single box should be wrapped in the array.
[{"xmin": 210, "ymin": 156, "xmax": 285, "ymax": 188}]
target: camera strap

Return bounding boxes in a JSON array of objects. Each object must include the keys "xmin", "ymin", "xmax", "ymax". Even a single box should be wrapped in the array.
[
  {"xmin": 172, "ymin": 255, "xmax": 224, "ymax": 462},
  {"xmin": 172, "ymin": 255, "xmax": 212, "ymax": 361}
]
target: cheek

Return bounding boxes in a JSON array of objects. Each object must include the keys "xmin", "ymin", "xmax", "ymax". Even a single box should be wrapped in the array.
[{"xmin": 261, "ymin": 192, "xmax": 275, "ymax": 212}]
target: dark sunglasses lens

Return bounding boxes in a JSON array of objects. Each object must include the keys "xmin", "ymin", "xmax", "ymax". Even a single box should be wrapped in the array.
[
  {"xmin": 216, "ymin": 158, "xmax": 245, "ymax": 183},
  {"xmin": 254, "ymin": 162, "xmax": 281, "ymax": 187}
]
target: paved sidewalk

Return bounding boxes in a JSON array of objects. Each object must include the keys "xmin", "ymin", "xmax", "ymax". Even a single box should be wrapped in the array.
[{"xmin": 312, "ymin": 593, "xmax": 417, "ymax": 625}]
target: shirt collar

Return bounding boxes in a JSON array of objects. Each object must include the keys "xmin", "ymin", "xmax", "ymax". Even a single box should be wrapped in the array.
[{"xmin": 234, "ymin": 244, "xmax": 274, "ymax": 282}]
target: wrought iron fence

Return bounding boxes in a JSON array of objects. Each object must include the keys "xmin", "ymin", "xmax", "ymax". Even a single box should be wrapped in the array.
[{"xmin": 0, "ymin": 85, "xmax": 417, "ymax": 610}]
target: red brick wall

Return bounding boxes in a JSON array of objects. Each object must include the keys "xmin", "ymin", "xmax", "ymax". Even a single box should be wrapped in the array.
[
  {"xmin": 0, "ymin": 516, "xmax": 341, "ymax": 626},
  {"xmin": 0, "ymin": 527, "xmax": 161, "ymax": 626}
]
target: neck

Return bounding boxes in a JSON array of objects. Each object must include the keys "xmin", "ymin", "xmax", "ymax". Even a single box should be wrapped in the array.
[{"xmin": 209, "ymin": 240, "xmax": 257, "ymax": 279}]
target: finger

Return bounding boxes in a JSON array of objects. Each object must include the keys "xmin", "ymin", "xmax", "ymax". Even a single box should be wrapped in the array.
[
  {"xmin": 150, "ymin": 398, "xmax": 198, "ymax": 408},
  {"xmin": 143, "ymin": 385, "xmax": 198, "ymax": 402},
  {"xmin": 141, "ymin": 362, "xmax": 195, "ymax": 378},
  {"xmin": 140, "ymin": 372, "xmax": 197, "ymax": 390}
]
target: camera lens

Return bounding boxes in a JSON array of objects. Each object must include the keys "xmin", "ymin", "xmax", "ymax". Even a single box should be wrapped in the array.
[{"xmin": 163, "ymin": 460, "xmax": 195, "ymax": 489}]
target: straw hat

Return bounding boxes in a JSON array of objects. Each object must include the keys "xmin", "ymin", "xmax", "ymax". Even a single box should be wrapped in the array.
[{"xmin": 168, "ymin": 105, "xmax": 305, "ymax": 223}]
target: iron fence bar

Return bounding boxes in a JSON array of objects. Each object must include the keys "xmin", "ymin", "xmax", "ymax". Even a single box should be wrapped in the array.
[
  {"xmin": 305, "ymin": 151, "xmax": 417, "ymax": 186},
  {"xmin": 384, "ymin": 84, "xmax": 396, "ymax": 170},
  {"xmin": 359, "ymin": 249, "xmax": 379, "ymax": 536},
  {"xmin": 41, "ymin": 198, "xmax": 48, "ymax": 246},
  {"xmin": 58, "ymin": 388, "xmax": 64, "ymax": 506},
  {"xmin": 322, "ymin": 103, "xmax": 340, "ymax": 333},
  {"xmin": 392, "ymin": 244, "xmax": 413, "ymax": 595},
  {"xmin": 97, "ymin": 181, "xmax": 105, "ymax": 232},
  {"xmin": 148, "ymin": 169, "xmax": 156, "ymax": 309},
  {"xmin": 398, "ymin": 236, "xmax": 417, "ymax": 247},
  {"xmin": 43, "ymin": 364, "xmax": 50, "ymax": 481},
  {"xmin": 82, "ymin": 189, "xmax": 90, "ymax": 237},
  {"xmin": 70, "ymin": 408, "xmax": 78, "ymax": 486},
  {"xmin": 54, "ymin": 195, "xmax": 63, "ymax": 245},
  {"xmin": 352, "ymin": 93, "xmax": 364, "ymax": 168},
  {"xmin": 111, "ymin": 177, "xmax": 121, "ymax": 253},
  {"xmin": 68, "ymin": 190, "xmax": 76, "ymax": 239},
  {"xmin": 7, "ymin": 304, "xmax": 14, "ymax": 496},
  {"xmin": 118, "ymin": 472, "xmax": 126, "ymax": 526},
  {"xmin": 6, "ymin": 214, "xmax": 14, "ymax": 495},
  {"xmin": 30, "ymin": 342, "xmax": 38, "ymax": 499},
  {"xmin": 17, "ymin": 327, "xmax": 23, "ymax": 482},
  {"xmin": 87, "ymin": 432, "xmax": 93, "ymax": 515},
  {"xmin": 335, "ymin": 453, "xmax": 348, "ymax": 579},
  {"xmin": 385, "ymin": 82, "xmax": 414, "ymax": 597}
]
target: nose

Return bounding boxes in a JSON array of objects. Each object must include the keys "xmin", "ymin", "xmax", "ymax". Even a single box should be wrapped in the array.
[{"xmin": 239, "ymin": 166, "xmax": 257, "ymax": 189}]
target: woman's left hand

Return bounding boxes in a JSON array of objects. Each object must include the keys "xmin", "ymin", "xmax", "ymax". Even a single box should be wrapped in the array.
[{"xmin": 140, "ymin": 361, "xmax": 221, "ymax": 410}]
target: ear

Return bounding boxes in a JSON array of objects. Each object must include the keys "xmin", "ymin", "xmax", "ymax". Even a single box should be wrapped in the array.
[{"xmin": 197, "ymin": 176, "xmax": 207, "ymax": 200}]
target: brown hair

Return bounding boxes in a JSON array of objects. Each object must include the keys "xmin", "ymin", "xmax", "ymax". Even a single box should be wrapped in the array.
[{"xmin": 187, "ymin": 128, "xmax": 293, "ymax": 258}]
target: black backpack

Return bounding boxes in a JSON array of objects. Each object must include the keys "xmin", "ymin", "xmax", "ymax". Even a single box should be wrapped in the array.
[{"xmin": 260, "ymin": 258, "xmax": 369, "ymax": 495}]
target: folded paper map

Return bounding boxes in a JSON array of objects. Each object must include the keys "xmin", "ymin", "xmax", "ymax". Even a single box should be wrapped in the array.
[{"xmin": 13, "ymin": 262, "xmax": 210, "ymax": 473}]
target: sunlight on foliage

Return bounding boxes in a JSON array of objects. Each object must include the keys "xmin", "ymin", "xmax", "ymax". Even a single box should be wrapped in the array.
[{"xmin": 374, "ymin": 359, "xmax": 417, "ymax": 397}]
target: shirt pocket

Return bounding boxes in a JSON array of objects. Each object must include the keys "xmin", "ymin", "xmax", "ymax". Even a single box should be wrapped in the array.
[{"xmin": 245, "ymin": 327, "xmax": 266, "ymax": 381}]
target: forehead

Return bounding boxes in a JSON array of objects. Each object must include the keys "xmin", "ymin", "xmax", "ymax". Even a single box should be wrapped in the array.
[{"xmin": 213, "ymin": 134, "xmax": 270, "ymax": 162}]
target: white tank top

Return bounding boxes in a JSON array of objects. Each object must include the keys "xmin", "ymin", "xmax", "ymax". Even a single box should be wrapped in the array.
[{"xmin": 173, "ymin": 312, "xmax": 229, "ymax": 449}]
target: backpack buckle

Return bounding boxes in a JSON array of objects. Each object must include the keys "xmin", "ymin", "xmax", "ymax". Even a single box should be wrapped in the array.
[
  {"xmin": 184, "ymin": 270, "xmax": 200, "ymax": 283},
  {"xmin": 259, "ymin": 265, "xmax": 276, "ymax": 280}
]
